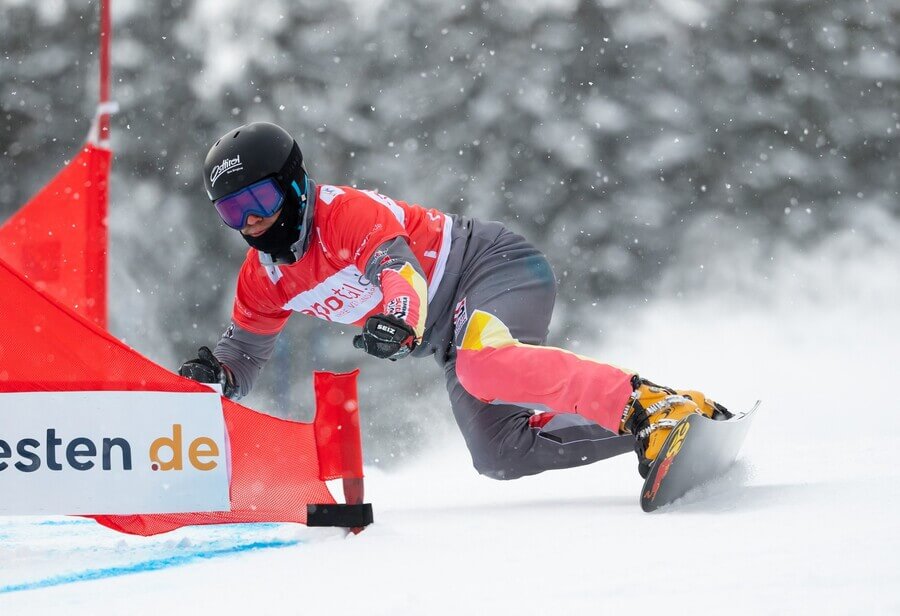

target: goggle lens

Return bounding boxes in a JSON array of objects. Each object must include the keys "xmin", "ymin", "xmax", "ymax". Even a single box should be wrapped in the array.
[{"xmin": 213, "ymin": 179, "xmax": 285, "ymax": 229}]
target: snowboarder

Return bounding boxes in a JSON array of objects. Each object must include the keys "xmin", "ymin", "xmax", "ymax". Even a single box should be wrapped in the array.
[{"xmin": 180, "ymin": 122, "xmax": 730, "ymax": 480}]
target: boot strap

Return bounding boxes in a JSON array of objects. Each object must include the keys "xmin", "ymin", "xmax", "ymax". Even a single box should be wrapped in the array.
[
  {"xmin": 643, "ymin": 394, "xmax": 692, "ymax": 415},
  {"xmin": 636, "ymin": 418, "xmax": 681, "ymax": 441},
  {"xmin": 623, "ymin": 393, "xmax": 692, "ymax": 434}
]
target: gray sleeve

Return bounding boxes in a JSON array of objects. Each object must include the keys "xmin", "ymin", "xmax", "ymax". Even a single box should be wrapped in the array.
[
  {"xmin": 212, "ymin": 322, "xmax": 279, "ymax": 400},
  {"xmin": 364, "ymin": 237, "xmax": 427, "ymax": 287}
]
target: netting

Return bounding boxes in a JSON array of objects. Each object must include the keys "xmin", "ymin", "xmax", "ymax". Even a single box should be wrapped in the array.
[
  {"xmin": 0, "ymin": 257, "xmax": 366, "ymax": 535},
  {"xmin": 0, "ymin": 144, "xmax": 109, "ymax": 328}
]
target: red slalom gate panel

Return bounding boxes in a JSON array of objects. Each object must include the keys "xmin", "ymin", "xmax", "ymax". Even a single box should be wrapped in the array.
[
  {"xmin": 0, "ymin": 257, "xmax": 370, "ymax": 536},
  {"xmin": 314, "ymin": 370, "xmax": 364, "ymax": 482},
  {"xmin": 91, "ymin": 398, "xmax": 337, "ymax": 536},
  {"xmin": 0, "ymin": 144, "xmax": 110, "ymax": 329}
]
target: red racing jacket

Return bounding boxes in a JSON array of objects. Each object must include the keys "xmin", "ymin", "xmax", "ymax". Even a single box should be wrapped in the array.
[{"xmin": 231, "ymin": 184, "xmax": 450, "ymax": 340}]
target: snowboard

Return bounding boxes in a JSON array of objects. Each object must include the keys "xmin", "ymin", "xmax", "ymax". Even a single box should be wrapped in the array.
[{"xmin": 640, "ymin": 401, "xmax": 760, "ymax": 512}]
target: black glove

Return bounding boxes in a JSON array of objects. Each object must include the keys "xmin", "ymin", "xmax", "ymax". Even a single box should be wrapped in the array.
[
  {"xmin": 179, "ymin": 346, "xmax": 237, "ymax": 398},
  {"xmin": 353, "ymin": 313, "xmax": 417, "ymax": 360}
]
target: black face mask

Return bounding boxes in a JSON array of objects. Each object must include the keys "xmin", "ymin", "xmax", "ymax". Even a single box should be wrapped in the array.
[{"xmin": 241, "ymin": 197, "xmax": 301, "ymax": 262}]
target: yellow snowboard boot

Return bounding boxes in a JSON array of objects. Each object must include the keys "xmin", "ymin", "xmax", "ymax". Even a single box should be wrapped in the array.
[
  {"xmin": 619, "ymin": 376, "xmax": 730, "ymax": 478},
  {"xmin": 675, "ymin": 388, "xmax": 731, "ymax": 421}
]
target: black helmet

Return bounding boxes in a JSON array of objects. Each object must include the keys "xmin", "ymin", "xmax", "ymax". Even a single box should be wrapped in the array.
[
  {"xmin": 203, "ymin": 121, "xmax": 304, "ymax": 201},
  {"xmin": 203, "ymin": 122, "xmax": 312, "ymax": 263}
]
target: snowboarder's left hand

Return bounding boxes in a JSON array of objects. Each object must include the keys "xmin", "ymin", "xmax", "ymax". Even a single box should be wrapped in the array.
[
  {"xmin": 353, "ymin": 313, "xmax": 417, "ymax": 360},
  {"xmin": 179, "ymin": 346, "xmax": 237, "ymax": 398}
]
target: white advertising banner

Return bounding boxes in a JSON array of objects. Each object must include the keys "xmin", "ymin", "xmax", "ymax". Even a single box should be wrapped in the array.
[{"xmin": 0, "ymin": 391, "xmax": 231, "ymax": 515}]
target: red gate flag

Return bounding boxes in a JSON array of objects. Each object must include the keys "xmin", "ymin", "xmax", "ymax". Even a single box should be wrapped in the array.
[
  {"xmin": 0, "ymin": 256, "xmax": 366, "ymax": 536},
  {"xmin": 0, "ymin": 144, "xmax": 109, "ymax": 329}
]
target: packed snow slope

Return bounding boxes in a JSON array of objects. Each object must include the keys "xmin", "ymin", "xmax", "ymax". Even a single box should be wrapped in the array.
[{"xmin": 1, "ymin": 224, "xmax": 898, "ymax": 615}]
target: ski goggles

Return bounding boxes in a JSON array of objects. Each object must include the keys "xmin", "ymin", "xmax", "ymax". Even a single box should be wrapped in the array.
[{"xmin": 213, "ymin": 178, "xmax": 285, "ymax": 229}]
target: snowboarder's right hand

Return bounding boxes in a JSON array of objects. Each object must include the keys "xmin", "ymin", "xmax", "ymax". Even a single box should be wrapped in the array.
[
  {"xmin": 179, "ymin": 346, "xmax": 237, "ymax": 398},
  {"xmin": 353, "ymin": 313, "xmax": 417, "ymax": 360}
]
